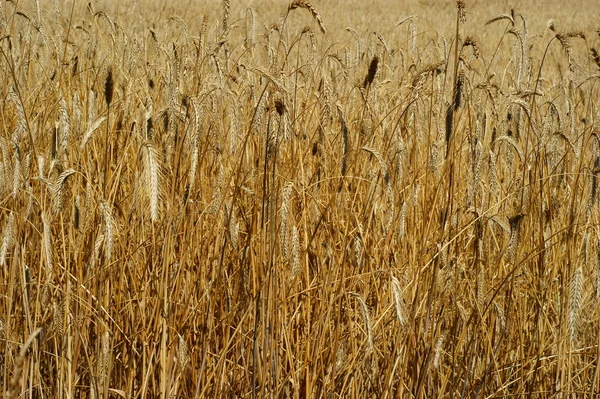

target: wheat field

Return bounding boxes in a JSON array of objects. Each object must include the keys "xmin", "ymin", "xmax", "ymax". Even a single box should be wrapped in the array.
[{"xmin": 1, "ymin": 0, "xmax": 600, "ymax": 397}]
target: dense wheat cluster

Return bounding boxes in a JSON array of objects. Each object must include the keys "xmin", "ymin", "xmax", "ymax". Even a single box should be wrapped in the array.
[{"xmin": 1, "ymin": 0, "xmax": 600, "ymax": 397}]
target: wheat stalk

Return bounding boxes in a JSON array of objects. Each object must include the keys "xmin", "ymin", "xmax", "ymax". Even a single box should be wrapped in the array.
[{"xmin": 42, "ymin": 212, "xmax": 53, "ymax": 275}]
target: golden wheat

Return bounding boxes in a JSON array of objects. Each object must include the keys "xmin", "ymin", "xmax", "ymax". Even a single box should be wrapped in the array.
[{"xmin": 1, "ymin": 1, "xmax": 599, "ymax": 397}]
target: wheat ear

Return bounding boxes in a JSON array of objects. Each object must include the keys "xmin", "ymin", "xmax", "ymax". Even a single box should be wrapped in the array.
[
  {"xmin": 288, "ymin": 1, "xmax": 327, "ymax": 35},
  {"xmin": 7, "ymin": 328, "xmax": 43, "ymax": 399}
]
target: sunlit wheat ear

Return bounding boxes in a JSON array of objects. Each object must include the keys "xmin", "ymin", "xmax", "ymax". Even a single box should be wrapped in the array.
[
  {"xmin": 208, "ymin": 160, "xmax": 224, "ymax": 215},
  {"xmin": 361, "ymin": 146, "xmax": 388, "ymax": 179},
  {"xmin": 412, "ymin": 183, "xmax": 420, "ymax": 207},
  {"xmin": 52, "ymin": 297, "xmax": 65, "ymax": 338},
  {"xmin": 384, "ymin": 184, "xmax": 394, "ymax": 236},
  {"xmin": 177, "ymin": 333, "xmax": 190, "ymax": 372},
  {"xmin": 584, "ymin": 233, "xmax": 590, "ymax": 266},
  {"xmin": 244, "ymin": 7, "xmax": 255, "ymax": 51},
  {"xmin": 291, "ymin": 225, "xmax": 300, "ymax": 278},
  {"xmin": 493, "ymin": 301, "xmax": 507, "ymax": 335},
  {"xmin": 82, "ymin": 182, "xmax": 95, "ymax": 235},
  {"xmin": 456, "ymin": 0, "xmax": 466, "ymax": 22},
  {"xmin": 476, "ymin": 265, "xmax": 485, "ymax": 309},
  {"xmin": 555, "ymin": 31, "xmax": 586, "ymax": 72},
  {"xmin": 89, "ymin": 234, "xmax": 104, "ymax": 271},
  {"xmin": 288, "ymin": 1, "xmax": 327, "ymax": 34},
  {"xmin": 354, "ymin": 234, "xmax": 363, "ymax": 268},
  {"xmin": 0, "ymin": 212, "xmax": 15, "ymax": 267},
  {"xmin": 21, "ymin": 151, "xmax": 29, "ymax": 187},
  {"xmin": 7, "ymin": 328, "xmax": 42, "ymax": 399},
  {"xmin": 100, "ymin": 201, "xmax": 115, "ymax": 262},
  {"xmin": 80, "ymin": 116, "xmax": 106, "ymax": 151},
  {"xmin": 42, "ymin": 212, "xmax": 53, "ymax": 275},
  {"xmin": 142, "ymin": 142, "xmax": 161, "ymax": 222},
  {"xmin": 346, "ymin": 28, "xmax": 361, "ymax": 66},
  {"xmin": 58, "ymin": 96, "xmax": 71, "ymax": 155},
  {"xmin": 390, "ymin": 274, "xmax": 407, "ymax": 327},
  {"xmin": 79, "ymin": 90, "xmax": 104, "ymax": 150},
  {"xmin": 51, "ymin": 168, "xmax": 76, "ymax": 216},
  {"xmin": 9, "ymin": 87, "xmax": 26, "ymax": 133},
  {"xmin": 433, "ymin": 333, "xmax": 446, "ymax": 369},
  {"xmin": 335, "ymin": 343, "xmax": 346, "ymax": 372},
  {"xmin": 97, "ymin": 331, "xmax": 112, "ymax": 396},
  {"xmin": 350, "ymin": 292, "xmax": 373, "ymax": 354},
  {"xmin": 187, "ymin": 97, "xmax": 202, "ymax": 194},
  {"xmin": 12, "ymin": 152, "xmax": 21, "ymax": 199},
  {"xmin": 399, "ymin": 201, "xmax": 408, "ymax": 240},
  {"xmin": 569, "ymin": 266, "xmax": 583, "ymax": 343},
  {"xmin": 486, "ymin": 12, "xmax": 515, "ymax": 27},
  {"xmin": 409, "ymin": 19, "xmax": 417, "ymax": 53},
  {"xmin": 0, "ymin": 2, "xmax": 6, "ymax": 31},
  {"xmin": 221, "ymin": 0, "xmax": 230, "ymax": 33}
]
